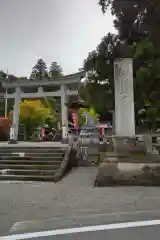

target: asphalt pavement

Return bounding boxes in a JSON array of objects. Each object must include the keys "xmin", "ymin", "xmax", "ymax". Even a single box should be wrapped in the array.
[
  {"xmin": 2, "ymin": 212, "xmax": 160, "ymax": 239},
  {"xmin": 1, "ymin": 167, "xmax": 160, "ymax": 239}
]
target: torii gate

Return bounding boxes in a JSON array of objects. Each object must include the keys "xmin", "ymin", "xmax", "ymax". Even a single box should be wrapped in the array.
[{"xmin": 2, "ymin": 71, "xmax": 88, "ymax": 143}]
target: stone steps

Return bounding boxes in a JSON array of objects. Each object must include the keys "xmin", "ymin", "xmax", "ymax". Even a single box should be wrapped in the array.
[
  {"xmin": 0, "ymin": 148, "xmax": 65, "ymax": 153},
  {"xmin": 0, "ymin": 156, "xmax": 63, "ymax": 161},
  {"xmin": 0, "ymin": 164, "xmax": 60, "ymax": 170},
  {"xmin": 0, "ymin": 152, "xmax": 64, "ymax": 157},
  {"xmin": 0, "ymin": 169, "xmax": 57, "ymax": 176},
  {"xmin": 0, "ymin": 174, "xmax": 55, "ymax": 181},
  {"xmin": 4, "ymin": 156, "xmax": 62, "ymax": 160},
  {"xmin": 0, "ymin": 145, "xmax": 66, "ymax": 182},
  {"xmin": 0, "ymin": 160, "xmax": 62, "ymax": 165},
  {"xmin": 0, "ymin": 156, "xmax": 32, "ymax": 160}
]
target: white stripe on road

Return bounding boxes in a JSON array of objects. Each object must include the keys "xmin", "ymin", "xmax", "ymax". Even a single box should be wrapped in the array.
[
  {"xmin": 1, "ymin": 219, "xmax": 160, "ymax": 239},
  {"xmin": 10, "ymin": 209, "xmax": 160, "ymax": 230}
]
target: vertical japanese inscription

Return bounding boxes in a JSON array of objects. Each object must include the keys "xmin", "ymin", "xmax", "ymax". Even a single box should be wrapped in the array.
[{"xmin": 119, "ymin": 62, "xmax": 129, "ymax": 104}]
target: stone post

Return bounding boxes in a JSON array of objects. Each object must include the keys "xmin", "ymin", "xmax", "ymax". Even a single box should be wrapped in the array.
[
  {"xmin": 112, "ymin": 110, "xmax": 115, "ymax": 134},
  {"xmin": 144, "ymin": 135, "xmax": 153, "ymax": 154},
  {"xmin": 114, "ymin": 58, "xmax": 135, "ymax": 137}
]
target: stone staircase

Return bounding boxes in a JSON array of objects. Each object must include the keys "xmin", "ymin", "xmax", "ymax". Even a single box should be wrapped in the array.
[{"xmin": 0, "ymin": 146, "xmax": 67, "ymax": 181}]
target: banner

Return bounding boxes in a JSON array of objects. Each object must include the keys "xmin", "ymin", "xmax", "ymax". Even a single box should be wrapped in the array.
[{"xmin": 72, "ymin": 111, "xmax": 78, "ymax": 130}]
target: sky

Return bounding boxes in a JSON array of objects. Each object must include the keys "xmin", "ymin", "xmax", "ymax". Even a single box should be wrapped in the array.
[{"xmin": 0, "ymin": 0, "xmax": 115, "ymax": 77}]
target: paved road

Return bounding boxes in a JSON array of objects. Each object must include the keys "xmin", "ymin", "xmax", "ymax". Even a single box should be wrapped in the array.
[
  {"xmin": 2, "ymin": 212, "xmax": 160, "ymax": 239},
  {"xmin": 1, "ymin": 167, "xmax": 160, "ymax": 239}
]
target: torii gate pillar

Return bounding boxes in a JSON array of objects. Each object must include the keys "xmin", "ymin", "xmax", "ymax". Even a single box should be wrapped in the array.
[
  {"xmin": 61, "ymin": 84, "xmax": 68, "ymax": 143},
  {"xmin": 9, "ymin": 87, "xmax": 21, "ymax": 143}
]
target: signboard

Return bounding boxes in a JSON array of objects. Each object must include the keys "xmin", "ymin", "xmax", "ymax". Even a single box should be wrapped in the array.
[
  {"xmin": 99, "ymin": 124, "xmax": 111, "ymax": 128},
  {"xmin": 72, "ymin": 111, "xmax": 78, "ymax": 130},
  {"xmin": 9, "ymin": 127, "xmax": 15, "ymax": 140}
]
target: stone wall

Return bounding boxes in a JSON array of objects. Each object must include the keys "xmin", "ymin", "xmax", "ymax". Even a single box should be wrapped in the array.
[{"xmin": 95, "ymin": 152, "xmax": 160, "ymax": 186}]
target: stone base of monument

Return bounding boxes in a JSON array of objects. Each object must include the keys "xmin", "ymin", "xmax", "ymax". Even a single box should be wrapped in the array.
[{"xmin": 95, "ymin": 153, "xmax": 160, "ymax": 186}]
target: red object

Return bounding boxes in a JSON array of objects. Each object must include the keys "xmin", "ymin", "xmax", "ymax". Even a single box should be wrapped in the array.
[
  {"xmin": 0, "ymin": 117, "xmax": 12, "ymax": 141},
  {"xmin": 41, "ymin": 128, "xmax": 45, "ymax": 139},
  {"xmin": 97, "ymin": 119, "xmax": 105, "ymax": 137},
  {"xmin": 97, "ymin": 119, "xmax": 100, "ymax": 131},
  {"xmin": 72, "ymin": 111, "xmax": 78, "ymax": 130},
  {"xmin": 101, "ymin": 127, "xmax": 105, "ymax": 137}
]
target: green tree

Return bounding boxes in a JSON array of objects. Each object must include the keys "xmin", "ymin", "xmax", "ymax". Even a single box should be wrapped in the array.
[
  {"xmin": 19, "ymin": 100, "xmax": 52, "ymax": 138},
  {"xmin": 133, "ymin": 37, "xmax": 160, "ymax": 114},
  {"xmin": 29, "ymin": 59, "xmax": 59, "ymax": 123},
  {"xmin": 98, "ymin": 0, "xmax": 160, "ymax": 52},
  {"xmin": 30, "ymin": 58, "xmax": 48, "ymax": 80},
  {"xmin": 81, "ymin": 1, "xmax": 160, "ymax": 124},
  {"xmin": 0, "ymin": 71, "xmax": 7, "ymax": 80},
  {"xmin": 49, "ymin": 62, "xmax": 63, "ymax": 79},
  {"xmin": 81, "ymin": 33, "xmax": 120, "ymax": 119}
]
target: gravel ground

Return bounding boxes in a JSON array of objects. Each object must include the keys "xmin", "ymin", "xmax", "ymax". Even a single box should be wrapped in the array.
[{"xmin": 1, "ymin": 167, "xmax": 160, "ymax": 235}]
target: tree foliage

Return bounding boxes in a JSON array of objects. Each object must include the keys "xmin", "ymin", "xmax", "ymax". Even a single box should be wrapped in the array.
[
  {"xmin": 29, "ymin": 58, "xmax": 63, "ymax": 126},
  {"xmin": 99, "ymin": 0, "xmax": 160, "ymax": 50},
  {"xmin": 0, "ymin": 71, "xmax": 7, "ymax": 80},
  {"xmin": 81, "ymin": 0, "xmax": 160, "ymax": 128},
  {"xmin": 49, "ymin": 62, "xmax": 63, "ymax": 79},
  {"xmin": 19, "ymin": 100, "xmax": 52, "ymax": 131},
  {"xmin": 30, "ymin": 59, "xmax": 63, "ymax": 81},
  {"xmin": 30, "ymin": 58, "xmax": 48, "ymax": 80},
  {"xmin": 81, "ymin": 33, "xmax": 117, "ymax": 119}
]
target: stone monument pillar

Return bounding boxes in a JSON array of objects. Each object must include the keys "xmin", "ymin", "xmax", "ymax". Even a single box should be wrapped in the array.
[{"xmin": 114, "ymin": 58, "xmax": 135, "ymax": 137}]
